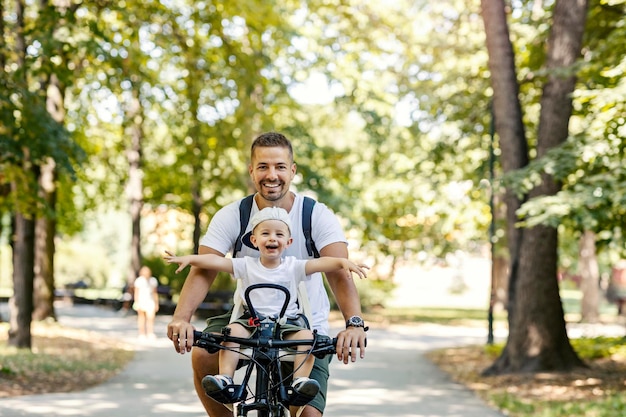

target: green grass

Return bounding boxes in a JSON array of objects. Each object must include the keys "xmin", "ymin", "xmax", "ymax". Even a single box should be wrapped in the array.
[
  {"xmin": 491, "ymin": 392, "xmax": 626, "ymax": 417},
  {"xmin": 417, "ymin": 301, "xmax": 626, "ymax": 417},
  {"xmin": 474, "ymin": 337, "xmax": 626, "ymax": 417},
  {"xmin": 485, "ymin": 336, "xmax": 626, "ymax": 362},
  {"xmin": 364, "ymin": 306, "xmax": 507, "ymax": 325},
  {"xmin": 364, "ymin": 288, "xmax": 620, "ymax": 327},
  {"xmin": 0, "ymin": 322, "xmax": 135, "ymax": 397}
]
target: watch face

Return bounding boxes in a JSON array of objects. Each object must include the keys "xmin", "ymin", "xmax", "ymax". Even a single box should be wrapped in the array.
[{"xmin": 347, "ymin": 316, "xmax": 364, "ymax": 327}]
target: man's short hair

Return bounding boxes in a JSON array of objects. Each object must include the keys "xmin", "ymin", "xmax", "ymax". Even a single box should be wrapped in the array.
[{"xmin": 251, "ymin": 132, "xmax": 294, "ymax": 162}]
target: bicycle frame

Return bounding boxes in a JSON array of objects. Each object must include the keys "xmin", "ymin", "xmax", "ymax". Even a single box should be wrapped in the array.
[{"xmin": 193, "ymin": 283, "xmax": 337, "ymax": 417}]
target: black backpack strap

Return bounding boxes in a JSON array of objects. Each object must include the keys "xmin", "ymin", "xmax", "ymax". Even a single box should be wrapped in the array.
[
  {"xmin": 302, "ymin": 196, "xmax": 320, "ymax": 258},
  {"xmin": 235, "ymin": 194, "xmax": 319, "ymax": 259},
  {"xmin": 234, "ymin": 194, "xmax": 255, "ymax": 258}
]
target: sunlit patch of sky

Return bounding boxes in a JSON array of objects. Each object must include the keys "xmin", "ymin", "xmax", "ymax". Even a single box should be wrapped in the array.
[
  {"xmin": 288, "ymin": 72, "xmax": 343, "ymax": 105},
  {"xmin": 89, "ymin": 86, "xmax": 121, "ymax": 125}
]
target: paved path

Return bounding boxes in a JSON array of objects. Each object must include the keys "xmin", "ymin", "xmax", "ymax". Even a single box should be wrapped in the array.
[
  {"xmin": 3, "ymin": 303, "xmax": 623, "ymax": 417},
  {"xmin": 325, "ymin": 324, "xmax": 507, "ymax": 417},
  {"xmin": 2, "ymin": 304, "xmax": 511, "ymax": 417}
]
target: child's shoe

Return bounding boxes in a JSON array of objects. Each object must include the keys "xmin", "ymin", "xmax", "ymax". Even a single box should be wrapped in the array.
[
  {"xmin": 201, "ymin": 374, "xmax": 234, "ymax": 394},
  {"xmin": 291, "ymin": 377, "xmax": 320, "ymax": 396},
  {"xmin": 287, "ymin": 377, "xmax": 320, "ymax": 406}
]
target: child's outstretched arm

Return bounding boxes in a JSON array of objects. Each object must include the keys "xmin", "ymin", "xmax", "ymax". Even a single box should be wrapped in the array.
[
  {"xmin": 305, "ymin": 257, "xmax": 369, "ymax": 279},
  {"xmin": 163, "ymin": 250, "xmax": 235, "ymax": 274}
]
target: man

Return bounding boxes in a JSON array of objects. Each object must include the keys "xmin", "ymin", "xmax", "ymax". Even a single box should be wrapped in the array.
[{"xmin": 167, "ymin": 132, "xmax": 367, "ymax": 417}]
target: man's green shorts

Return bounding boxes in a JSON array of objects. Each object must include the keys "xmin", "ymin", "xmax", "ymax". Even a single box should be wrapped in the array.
[{"xmin": 201, "ymin": 311, "xmax": 332, "ymax": 413}]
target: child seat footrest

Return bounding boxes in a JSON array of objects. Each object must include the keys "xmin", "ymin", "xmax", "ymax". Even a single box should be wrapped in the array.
[
  {"xmin": 206, "ymin": 384, "xmax": 246, "ymax": 404},
  {"xmin": 285, "ymin": 387, "xmax": 317, "ymax": 407}
]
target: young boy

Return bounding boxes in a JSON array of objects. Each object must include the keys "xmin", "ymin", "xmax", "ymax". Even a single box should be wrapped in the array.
[{"xmin": 164, "ymin": 207, "xmax": 368, "ymax": 408}]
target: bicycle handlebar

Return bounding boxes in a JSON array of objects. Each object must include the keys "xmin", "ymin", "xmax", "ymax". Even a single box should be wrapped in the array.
[
  {"xmin": 193, "ymin": 283, "xmax": 339, "ymax": 359},
  {"xmin": 193, "ymin": 330, "xmax": 338, "ymax": 359}
]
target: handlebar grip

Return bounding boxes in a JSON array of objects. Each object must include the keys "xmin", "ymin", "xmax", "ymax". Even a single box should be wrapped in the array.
[
  {"xmin": 192, "ymin": 330, "xmax": 221, "ymax": 354},
  {"xmin": 311, "ymin": 336, "xmax": 338, "ymax": 359}
]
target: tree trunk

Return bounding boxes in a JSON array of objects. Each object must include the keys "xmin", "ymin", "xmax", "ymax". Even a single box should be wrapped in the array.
[
  {"xmin": 506, "ymin": 224, "xmax": 583, "ymax": 371},
  {"xmin": 33, "ymin": 70, "xmax": 65, "ymax": 321},
  {"xmin": 579, "ymin": 230, "xmax": 600, "ymax": 323},
  {"xmin": 33, "ymin": 158, "xmax": 57, "ymax": 321},
  {"xmin": 185, "ymin": 58, "xmax": 203, "ymax": 255},
  {"xmin": 480, "ymin": 0, "xmax": 529, "ymax": 324},
  {"xmin": 192, "ymin": 180, "xmax": 202, "ymax": 254},
  {"xmin": 7, "ymin": 0, "xmax": 35, "ymax": 349},
  {"xmin": 8, "ymin": 200, "xmax": 36, "ymax": 349},
  {"xmin": 493, "ymin": 255, "xmax": 509, "ymax": 308},
  {"xmin": 126, "ymin": 86, "xmax": 144, "ymax": 286},
  {"xmin": 482, "ymin": 0, "xmax": 588, "ymax": 374}
]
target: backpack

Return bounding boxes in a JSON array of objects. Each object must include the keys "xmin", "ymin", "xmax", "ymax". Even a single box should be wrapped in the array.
[{"xmin": 233, "ymin": 194, "xmax": 320, "ymax": 258}]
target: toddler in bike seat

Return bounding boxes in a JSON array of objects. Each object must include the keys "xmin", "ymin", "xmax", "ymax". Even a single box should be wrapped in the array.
[{"xmin": 164, "ymin": 207, "xmax": 368, "ymax": 410}]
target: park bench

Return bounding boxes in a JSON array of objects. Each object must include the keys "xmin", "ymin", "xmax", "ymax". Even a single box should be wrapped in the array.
[
  {"xmin": 195, "ymin": 290, "xmax": 233, "ymax": 319},
  {"xmin": 156, "ymin": 285, "xmax": 177, "ymax": 315}
]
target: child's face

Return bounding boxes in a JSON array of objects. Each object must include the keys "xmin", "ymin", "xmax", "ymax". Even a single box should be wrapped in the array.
[{"xmin": 250, "ymin": 219, "xmax": 292, "ymax": 258}]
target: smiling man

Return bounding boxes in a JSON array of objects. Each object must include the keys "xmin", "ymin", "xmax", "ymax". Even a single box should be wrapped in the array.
[{"xmin": 167, "ymin": 132, "xmax": 367, "ymax": 417}]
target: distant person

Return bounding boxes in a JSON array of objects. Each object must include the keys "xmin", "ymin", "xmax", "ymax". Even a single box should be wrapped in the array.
[
  {"xmin": 133, "ymin": 266, "xmax": 159, "ymax": 338},
  {"xmin": 164, "ymin": 207, "xmax": 368, "ymax": 413}
]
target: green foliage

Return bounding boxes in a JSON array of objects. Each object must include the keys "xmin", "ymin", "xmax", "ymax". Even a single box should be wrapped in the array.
[
  {"xmin": 0, "ymin": 86, "xmax": 84, "ymax": 211},
  {"xmin": 54, "ymin": 240, "xmax": 111, "ymax": 289},
  {"xmin": 2, "ymin": 0, "xmax": 624, "ymax": 316},
  {"xmin": 492, "ymin": 0, "xmax": 626, "ymax": 270},
  {"xmin": 491, "ymin": 392, "xmax": 626, "ymax": 417},
  {"xmin": 484, "ymin": 336, "xmax": 626, "ymax": 360},
  {"xmin": 482, "ymin": 336, "xmax": 626, "ymax": 362},
  {"xmin": 0, "ymin": 1, "xmax": 86, "ymax": 225},
  {"xmin": 292, "ymin": 0, "xmax": 495, "ymax": 262},
  {"xmin": 365, "ymin": 306, "xmax": 507, "ymax": 325},
  {"xmin": 140, "ymin": 254, "xmax": 236, "ymax": 294},
  {"xmin": 355, "ymin": 278, "xmax": 396, "ymax": 311},
  {"xmin": 484, "ymin": 342, "xmax": 504, "ymax": 358},
  {"xmin": 572, "ymin": 336, "xmax": 626, "ymax": 360},
  {"xmin": 141, "ymin": 255, "xmax": 170, "ymax": 286}
]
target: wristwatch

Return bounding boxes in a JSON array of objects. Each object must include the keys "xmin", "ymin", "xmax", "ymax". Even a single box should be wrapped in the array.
[{"xmin": 346, "ymin": 315, "xmax": 367, "ymax": 330}]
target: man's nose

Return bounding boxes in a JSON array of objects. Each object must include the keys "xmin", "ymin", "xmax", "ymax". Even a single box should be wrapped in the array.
[{"xmin": 266, "ymin": 167, "xmax": 278, "ymax": 179}]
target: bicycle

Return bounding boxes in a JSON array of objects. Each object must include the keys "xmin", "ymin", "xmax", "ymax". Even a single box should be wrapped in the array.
[{"xmin": 193, "ymin": 283, "xmax": 338, "ymax": 417}]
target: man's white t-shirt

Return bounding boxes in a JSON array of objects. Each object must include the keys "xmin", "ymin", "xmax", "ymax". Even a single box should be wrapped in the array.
[{"xmin": 199, "ymin": 193, "xmax": 347, "ymax": 335}]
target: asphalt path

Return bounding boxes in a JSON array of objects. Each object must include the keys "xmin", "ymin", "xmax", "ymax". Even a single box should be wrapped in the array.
[{"xmin": 1, "ymin": 303, "xmax": 511, "ymax": 417}]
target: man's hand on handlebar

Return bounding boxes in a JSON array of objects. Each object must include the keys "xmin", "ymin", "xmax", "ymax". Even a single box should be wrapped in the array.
[
  {"xmin": 335, "ymin": 326, "xmax": 367, "ymax": 364},
  {"xmin": 167, "ymin": 319, "xmax": 196, "ymax": 354}
]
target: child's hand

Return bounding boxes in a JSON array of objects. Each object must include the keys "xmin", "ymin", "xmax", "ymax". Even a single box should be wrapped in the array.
[
  {"xmin": 346, "ymin": 261, "xmax": 369, "ymax": 279},
  {"xmin": 163, "ymin": 250, "xmax": 190, "ymax": 274}
]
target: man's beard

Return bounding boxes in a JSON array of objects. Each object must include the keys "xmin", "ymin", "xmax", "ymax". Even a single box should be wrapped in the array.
[{"xmin": 259, "ymin": 182, "xmax": 285, "ymax": 201}]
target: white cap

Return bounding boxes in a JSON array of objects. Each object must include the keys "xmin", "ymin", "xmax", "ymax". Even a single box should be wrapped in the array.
[{"xmin": 250, "ymin": 207, "xmax": 292, "ymax": 233}]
